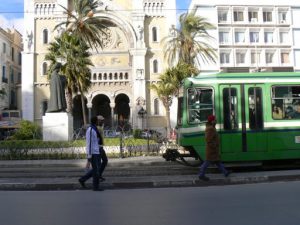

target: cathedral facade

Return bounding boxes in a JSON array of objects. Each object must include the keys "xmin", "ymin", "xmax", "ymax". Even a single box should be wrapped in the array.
[{"xmin": 22, "ymin": 0, "xmax": 176, "ymax": 133}]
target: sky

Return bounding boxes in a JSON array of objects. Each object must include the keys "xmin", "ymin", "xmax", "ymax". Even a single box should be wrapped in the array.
[{"xmin": 0, "ymin": 0, "xmax": 192, "ymax": 35}]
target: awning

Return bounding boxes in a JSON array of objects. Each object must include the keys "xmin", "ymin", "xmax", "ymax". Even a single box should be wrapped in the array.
[{"xmin": 0, "ymin": 121, "xmax": 20, "ymax": 129}]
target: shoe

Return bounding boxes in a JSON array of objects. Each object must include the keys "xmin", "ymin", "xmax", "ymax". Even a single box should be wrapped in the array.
[
  {"xmin": 199, "ymin": 176, "xmax": 210, "ymax": 181},
  {"xmin": 225, "ymin": 171, "xmax": 231, "ymax": 177},
  {"xmin": 78, "ymin": 179, "xmax": 86, "ymax": 188},
  {"xmin": 93, "ymin": 188, "xmax": 104, "ymax": 191},
  {"xmin": 99, "ymin": 176, "xmax": 106, "ymax": 182}
]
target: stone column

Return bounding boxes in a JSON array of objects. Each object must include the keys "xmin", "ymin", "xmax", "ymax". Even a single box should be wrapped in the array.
[
  {"xmin": 129, "ymin": 103, "xmax": 133, "ymax": 128},
  {"xmin": 129, "ymin": 49, "xmax": 147, "ymax": 129},
  {"xmin": 110, "ymin": 102, "xmax": 115, "ymax": 129},
  {"xmin": 22, "ymin": 52, "xmax": 35, "ymax": 121},
  {"xmin": 22, "ymin": 0, "xmax": 35, "ymax": 121},
  {"xmin": 87, "ymin": 102, "xmax": 92, "ymax": 125}
]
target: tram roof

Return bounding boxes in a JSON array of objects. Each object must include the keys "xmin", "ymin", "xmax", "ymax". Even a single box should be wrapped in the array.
[
  {"xmin": 186, "ymin": 72, "xmax": 300, "ymax": 85},
  {"xmin": 193, "ymin": 72, "xmax": 300, "ymax": 79}
]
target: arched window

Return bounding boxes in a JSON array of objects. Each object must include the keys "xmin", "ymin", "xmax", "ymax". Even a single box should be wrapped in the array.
[
  {"xmin": 35, "ymin": 4, "xmax": 39, "ymax": 14},
  {"xmin": 43, "ymin": 29, "xmax": 48, "ymax": 44},
  {"xmin": 152, "ymin": 27, "xmax": 158, "ymax": 42},
  {"xmin": 42, "ymin": 62, "xmax": 47, "ymax": 75},
  {"xmin": 154, "ymin": 98, "xmax": 160, "ymax": 115},
  {"xmin": 125, "ymin": 73, "xmax": 128, "ymax": 79},
  {"xmin": 153, "ymin": 60, "xmax": 158, "ymax": 73}
]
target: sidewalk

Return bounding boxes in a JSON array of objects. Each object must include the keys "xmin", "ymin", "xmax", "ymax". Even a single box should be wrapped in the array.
[{"xmin": 0, "ymin": 156, "xmax": 299, "ymax": 190}]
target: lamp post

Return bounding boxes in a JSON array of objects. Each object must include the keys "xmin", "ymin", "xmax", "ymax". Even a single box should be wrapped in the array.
[
  {"xmin": 138, "ymin": 106, "xmax": 149, "ymax": 153},
  {"xmin": 138, "ymin": 107, "xmax": 147, "ymax": 130}
]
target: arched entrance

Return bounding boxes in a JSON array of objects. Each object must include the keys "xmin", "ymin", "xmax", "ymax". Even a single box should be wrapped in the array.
[
  {"xmin": 72, "ymin": 95, "xmax": 88, "ymax": 130},
  {"xmin": 114, "ymin": 94, "xmax": 130, "ymax": 131},
  {"xmin": 92, "ymin": 94, "xmax": 111, "ymax": 129}
]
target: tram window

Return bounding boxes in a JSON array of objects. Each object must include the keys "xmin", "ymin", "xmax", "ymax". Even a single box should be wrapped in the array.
[
  {"xmin": 248, "ymin": 87, "xmax": 263, "ymax": 129},
  {"xmin": 271, "ymin": 85, "xmax": 300, "ymax": 119},
  {"xmin": 187, "ymin": 87, "xmax": 213, "ymax": 124},
  {"xmin": 223, "ymin": 88, "xmax": 238, "ymax": 130}
]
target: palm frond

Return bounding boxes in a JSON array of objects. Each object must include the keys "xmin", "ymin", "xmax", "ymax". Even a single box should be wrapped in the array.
[{"xmin": 162, "ymin": 12, "xmax": 217, "ymax": 68}]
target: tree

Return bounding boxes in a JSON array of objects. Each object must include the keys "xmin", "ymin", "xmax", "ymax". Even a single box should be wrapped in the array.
[
  {"xmin": 162, "ymin": 11, "xmax": 217, "ymax": 67},
  {"xmin": 49, "ymin": 0, "xmax": 108, "ymax": 126},
  {"xmin": 55, "ymin": 0, "xmax": 107, "ymax": 50},
  {"xmin": 162, "ymin": 61, "xmax": 198, "ymax": 96},
  {"xmin": 150, "ymin": 62, "xmax": 198, "ymax": 138},
  {"xmin": 45, "ymin": 32, "xmax": 92, "ymax": 126},
  {"xmin": 150, "ymin": 79, "xmax": 174, "ymax": 138}
]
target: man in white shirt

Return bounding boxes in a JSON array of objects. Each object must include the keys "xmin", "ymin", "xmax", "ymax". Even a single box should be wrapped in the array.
[
  {"xmin": 97, "ymin": 115, "xmax": 108, "ymax": 181},
  {"xmin": 79, "ymin": 116, "xmax": 103, "ymax": 191}
]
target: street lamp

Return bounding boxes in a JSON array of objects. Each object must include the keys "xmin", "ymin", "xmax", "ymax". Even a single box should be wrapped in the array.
[{"xmin": 138, "ymin": 107, "xmax": 147, "ymax": 130}]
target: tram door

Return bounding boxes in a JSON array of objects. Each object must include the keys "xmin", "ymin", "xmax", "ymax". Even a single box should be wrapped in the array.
[
  {"xmin": 244, "ymin": 85, "xmax": 267, "ymax": 152},
  {"xmin": 219, "ymin": 85, "xmax": 242, "ymax": 153},
  {"xmin": 220, "ymin": 84, "xmax": 267, "ymax": 154}
]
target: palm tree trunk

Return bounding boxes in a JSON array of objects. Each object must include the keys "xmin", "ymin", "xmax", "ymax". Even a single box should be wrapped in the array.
[
  {"xmin": 163, "ymin": 104, "xmax": 171, "ymax": 139},
  {"xmin": 65, "ymin": 88, "xmax": 73, "ymax": 114},
  {"xmin": 80, "ymin": 92, "xmax": 87, "ymax": 126}
]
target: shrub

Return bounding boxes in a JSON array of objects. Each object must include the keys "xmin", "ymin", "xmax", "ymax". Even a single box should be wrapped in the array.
[
  {"xmin": 133, "ymin": 129, "xmax": 142, "ymax": 138},
  {"xmin": 10, "ymin": 120, "xmax": 42, "ymax": 140}
]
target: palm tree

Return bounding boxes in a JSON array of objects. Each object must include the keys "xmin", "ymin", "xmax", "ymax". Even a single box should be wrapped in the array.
[
  {"xmin": 150, "ymin": 62, "xmax": 198, "ymax": 138},
  {"xmin": 162, "ymin": 61, "xmax": 198, "ymax": 96},
  {"xmin": 55, "ymin": 0, "xmax": 107, "ymax": 50},
  {"xmin": 50, "ymin": 0, "xmax": 108, "ymax": 126},
  {"xmin": 45, "ymin": 32, "xmax": 92, "ymax": 126},
  {"xmin": 150, "ymin": 80, "xmax": 174, "ymax": 138},
  {"xmin": 162, "ymin": 11, "xmax": 217, "ymax": 67}
]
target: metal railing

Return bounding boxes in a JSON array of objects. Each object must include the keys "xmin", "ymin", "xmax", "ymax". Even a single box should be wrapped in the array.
[{"xmin": 0, "ymin": 128, "xmax": 166, "ymax": 160}]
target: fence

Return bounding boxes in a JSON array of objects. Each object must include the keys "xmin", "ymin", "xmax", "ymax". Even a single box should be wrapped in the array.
[
  {"xmin": 74, "ymin": 127, "xmax": 167, "ymax": 157},
  {"xmin": 0, "ymin": 129, "xmax": 167, "ymax": 160}
]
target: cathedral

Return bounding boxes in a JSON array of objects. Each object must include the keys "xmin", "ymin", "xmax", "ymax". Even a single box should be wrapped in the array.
[{"xmin": 22, "ymin": 0, "xmax": 176, "ymax": 133}]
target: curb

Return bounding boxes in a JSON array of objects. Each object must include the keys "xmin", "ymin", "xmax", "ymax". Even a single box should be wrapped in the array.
[{"xmin": 0, "ymin": 174, "xmax": 299, "ymax": 191}]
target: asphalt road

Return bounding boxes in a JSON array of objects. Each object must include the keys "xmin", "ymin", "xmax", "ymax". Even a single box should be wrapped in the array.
[{"xmin": 1, "ymin": 181, "xmax": 300, "ymax": 225}]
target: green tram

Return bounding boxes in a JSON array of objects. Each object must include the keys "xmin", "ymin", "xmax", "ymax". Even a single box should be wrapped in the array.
[{"xmin": 176, "ymin": 72, "xmax": 300, "ymax": 162}]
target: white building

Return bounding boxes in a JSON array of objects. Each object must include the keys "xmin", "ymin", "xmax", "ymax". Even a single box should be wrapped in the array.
[
  {"xmin": 189, "ymin": 0, "xmax": 300, "ymax": 73},
  {"xmin": 22, "ymin": 0, "xmax": 176, "ymax": 133},
  {"xmin": 0, "ymin": 28, "xmax": 22, "ymax": 112}
]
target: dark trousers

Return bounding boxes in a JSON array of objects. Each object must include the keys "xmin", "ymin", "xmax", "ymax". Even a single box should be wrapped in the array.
[
  {"xmin": 79, "ymin": 149, "xmax": 108, "ymax": 187},
  {"xmin": 99, "ymin": 147, "xmax": 107, "ymax": 176},
  {"xmin": 91, "ymin": 154, "xmax": 101, "ymax": 190},
  {"xmin": 199, "ymin": 160, "xmax": 228, "ymax": 177},
  {"xmin": 80, "ymin": 154, "xmax": 101, "ymax": 190}
]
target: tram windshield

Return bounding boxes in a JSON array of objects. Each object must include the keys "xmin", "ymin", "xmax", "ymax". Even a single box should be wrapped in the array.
[{"xmin": 187, "ymin": 87, "xmax": 213, "ymax": 124}]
